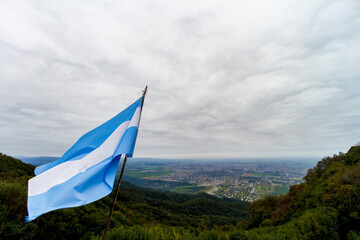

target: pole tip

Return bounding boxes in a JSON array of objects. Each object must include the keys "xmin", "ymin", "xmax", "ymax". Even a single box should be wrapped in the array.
[{"xmin": 142, "ymin": 86, "xmax": 148, "ymax": 97}]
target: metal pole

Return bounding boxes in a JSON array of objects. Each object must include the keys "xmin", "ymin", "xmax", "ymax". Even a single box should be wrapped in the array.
[
  {"xmin": 102, "ymin": 156, "xmax": 127, "ymax": 240},
  {"xmin": 102, "ymin": 86, "xmax": 147, "ymax": 240}
]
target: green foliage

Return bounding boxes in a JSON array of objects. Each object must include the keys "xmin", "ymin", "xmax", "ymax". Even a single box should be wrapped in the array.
[
  {"xmin": 173, "ymin": 185, "xmax": 206, "ymax": 194},
  {"xmin": 347, "ymin": 230, "xmax": 360, "ymax": 240},
  {"xmin": 91, "ymin": 224, "xmax": 248, "ymax": 240},
  {"xmin": 246, "ymin": 146, "xmax": 360, "ymax": 239},
  {"xmin": 1, "ymin": 146, "xmax": 360, "ymax": 239},
  {"xmin": 247, "ymin": 206, "xmax": 339, "ymax": 240},
  {"xmin": 0, "ymin": 153, "xmax": 248, "ymax": 239},
  {"xmin": 125, "ymin": 169, "xmax": 174, "ymax": 179},
  {"xmin": 113, "ymin": 184, "xmax": 248, "ymax": 228},
  {"xmin": 0, "ymin": 153, "xmax": 34, "ymax": 179}
]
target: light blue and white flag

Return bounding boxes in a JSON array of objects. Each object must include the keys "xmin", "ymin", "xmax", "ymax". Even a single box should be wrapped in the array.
[{"xmin": 26, "ymin": 97, "xmax": 144, "ymax": 222}]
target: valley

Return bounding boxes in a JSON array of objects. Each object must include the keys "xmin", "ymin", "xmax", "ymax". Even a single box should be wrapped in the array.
[{"xmin": 123, "ymin": 158, "xmax": 317, "ymax": 202}]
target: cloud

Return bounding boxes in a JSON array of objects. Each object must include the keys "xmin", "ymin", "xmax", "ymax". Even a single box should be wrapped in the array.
[{"xmin": 0, "ymin": 0, "xmax": 359, "ymax": 158}]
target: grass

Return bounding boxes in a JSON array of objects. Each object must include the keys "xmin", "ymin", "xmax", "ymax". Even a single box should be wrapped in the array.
[
  {"xmin": 255, "ymin": 184, "xmax": 289, "ymax": 198},
  {"xmin": 273, "ymin": 185, "xmax": 289, "ymax": 195},
  {"xmin": 124, "ymin": 169, "xmax": 174, "ymax": 179},
  {"xmin": 172, "ymin": 185, "xmax": 206, "ymax": 194},
  {"xmin": 247, "ymin": 172, "xmax": 281, "ymax": 177}
]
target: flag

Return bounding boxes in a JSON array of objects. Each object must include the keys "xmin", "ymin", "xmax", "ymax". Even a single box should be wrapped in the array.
[{"xmin": 26, "ymin": 97, "xmax": 144, "ymax": 222}]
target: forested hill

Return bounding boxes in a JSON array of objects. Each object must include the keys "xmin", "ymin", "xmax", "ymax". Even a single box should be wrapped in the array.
[
  {"xmin": 245, "ymin": 146, "xmax": 360, "ymax": 239},
  {"xmin": 1, "ymin": 147, "xmax": 360, "ymax": 239},
  {"xmin": 0, "ymin": 153, "xmax": 248, "ymax": 240},
  {"xmin": 0, "ymin": 153, "xmax": 34, "ymax": 178}
]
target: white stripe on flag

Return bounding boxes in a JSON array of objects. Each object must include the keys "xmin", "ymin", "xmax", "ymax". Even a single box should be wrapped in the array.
[{"xmin": 128, "ymin": 107, "xmax": 141, "ymax": 128}]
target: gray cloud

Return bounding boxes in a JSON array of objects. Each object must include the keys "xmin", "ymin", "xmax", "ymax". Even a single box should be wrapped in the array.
[{"xmin": 1, "ymin": 0, "xmax": 359, "ymax": 158}]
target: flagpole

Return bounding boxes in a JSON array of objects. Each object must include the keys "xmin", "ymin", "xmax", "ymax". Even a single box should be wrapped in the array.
[{"xmin": 102, "ymin": 86, "xmax": 147, "ymax": 240}]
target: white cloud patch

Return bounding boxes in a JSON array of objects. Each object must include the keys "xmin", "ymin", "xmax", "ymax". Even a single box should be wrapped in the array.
[{"xmin": 0, "ymin": 0, "xmax": 359, "ymax": 158}]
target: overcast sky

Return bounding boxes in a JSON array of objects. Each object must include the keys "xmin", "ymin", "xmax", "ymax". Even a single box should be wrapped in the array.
[{"xmin": 1, "ymin": 0, "xmax": 359, "ymax": 159}]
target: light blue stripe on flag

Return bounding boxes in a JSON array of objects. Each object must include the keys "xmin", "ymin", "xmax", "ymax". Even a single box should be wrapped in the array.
[{"xmin": 26, "ymin": 97, "xmax": 143, "ymax": 222}]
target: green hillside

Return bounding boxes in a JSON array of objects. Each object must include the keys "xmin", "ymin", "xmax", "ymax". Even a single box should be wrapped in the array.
[
  {"xmin": 0, "ymin": 153, "xmax": 35, "ymax": 179},
  {"xmin": 245, "ymin": 146, "xmax": 360, "ymax": 239},
  {"xmin": 0, "ymin": 153, "xmax": 248, "ymax": 240},
  {"xmin": 1, "ymin": 147, "xmax": 359, "ymax": 239}
]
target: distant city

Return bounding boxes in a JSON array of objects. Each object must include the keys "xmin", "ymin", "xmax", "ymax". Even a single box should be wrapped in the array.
[
  {"xmin": 123, "ymin": 158, "xmax": 318, "ymax": 202},
  {"xmin": 17, "ymin": 156, "xmax": 318, "ymax": 202}
]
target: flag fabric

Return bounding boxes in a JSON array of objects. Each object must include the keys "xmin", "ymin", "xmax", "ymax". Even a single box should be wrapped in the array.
[{"xmin": 26, "ymin": 97, "xmax": 144, "ymax": 222}]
